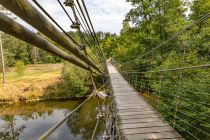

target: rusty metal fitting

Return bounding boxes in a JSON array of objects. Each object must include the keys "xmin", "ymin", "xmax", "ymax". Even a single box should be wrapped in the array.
[
  {"xmin": 64, "ymin": 0, "xmax": 74, "ymax": 7},
  {"xmin": 70, "ymin": 22, "xmax": 80, "ymax": 29},
  {"xmin": 97, "ymin": 112, "xmax": 105, "ymax": 120},
  {"xmin": 79, "ymin": 44, "xmax": 86, "ymax": 50}
]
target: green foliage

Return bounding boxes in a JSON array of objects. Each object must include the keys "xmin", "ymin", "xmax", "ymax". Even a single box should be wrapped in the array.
[
  {"xmin": 1, "ymin": 33, "xmax": 62, "ymax": 67},
  {"xmin": 45, "ymin": 63, "xmax": 91, "ymax": 97},
  {"xmin": 190, "ymin": 0, "xmax": 210, "ymax": 20},
  {"xmin": 41, "ymin": 54, "xmax": 56, "ymax": 63},
  {"xmin": 102, "ymin": 0, "xmax": 210, "ymax": 139},
  {"xmin": 15, "ymin": 60, "xmax": 26, "ymax": 77},
  {"xmin": 60, "ymin": 63, "xmax": 90, "ymax": 96}
]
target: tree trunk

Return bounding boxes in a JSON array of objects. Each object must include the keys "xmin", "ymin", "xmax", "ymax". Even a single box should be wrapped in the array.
[{"xmin": 0, "ymin": 33, "xmax": 6, "ymax": 84}]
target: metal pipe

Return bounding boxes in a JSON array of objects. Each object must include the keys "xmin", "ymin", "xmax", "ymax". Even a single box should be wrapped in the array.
[
  {"xmin": 0, "ymin": 0, "xmax": 102, "ymax": 73},
  {"xmin": 0, "ymin": 13, "xmax": 90, "ymax": 71}
]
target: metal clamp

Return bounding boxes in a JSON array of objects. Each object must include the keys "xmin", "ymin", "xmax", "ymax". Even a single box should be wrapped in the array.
[
  {"xmin": 70, "ymin": 22, "xmax": 80, "ymax": 29},
  {"xmin": 97, "ymin": 112, "xmax": 105, "ymax": 120},
  {"xmin": 79, "ymin": 44, "xmax": 86, "ymax": 50},
  {"xmin": 64, "ymin": 0, "xmax": 74, "ymax": 7}
]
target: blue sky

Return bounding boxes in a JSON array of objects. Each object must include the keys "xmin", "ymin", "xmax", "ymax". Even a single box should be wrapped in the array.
[{"xmin": 17, "ymin": 0, "xmax": 132, "ymax": 34}]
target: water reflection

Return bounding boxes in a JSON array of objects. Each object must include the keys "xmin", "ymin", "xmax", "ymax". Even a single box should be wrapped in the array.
[
  {"xmin": 48, "ymin": 98, "xmax": 105, "ymax": 140},
  {"xmin": 0, "ymin": 115, "xmax": 25, "ymax": 140},
  {"xmin": 0, "ymin": 98, "xmax": 105, "ymax": 140}
]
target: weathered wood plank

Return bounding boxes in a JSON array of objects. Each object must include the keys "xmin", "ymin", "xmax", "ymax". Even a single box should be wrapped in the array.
[
  {"xmin": 117, "ymin": 108, "xmax": 152, "ymax": 112},
  {"xmin": 121, "ymin": 126, "xmax": 175, "ymax": 135},
  {"xmin": 116, "ymin": 105, "xmax": 149, "ymax": 110},
  {"xmin": 119, "ymin": 113, "xmax": 161, "ymax": 120},
  {"xmin": 123, "ymin": 132, "xmax": 181, "ymax": 140},
  {"xmin": 118, "ymin": 110, "xmax": 156, "ymax": 116},
  {"xmin": 120, "ymin": 122, "xmax": 169, "ymax": 129},
  {"xmin": 120, "ymin": 117, "xmax": 164, "ymax": 124}
]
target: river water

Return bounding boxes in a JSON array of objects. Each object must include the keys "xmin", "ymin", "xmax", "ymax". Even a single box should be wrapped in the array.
[{"xmin": 0, "ymin": 98, "xmax": 105, "ymax": 140}]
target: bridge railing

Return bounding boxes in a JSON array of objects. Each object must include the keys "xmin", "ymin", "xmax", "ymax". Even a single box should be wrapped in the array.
[{"xmin": 113, "ymin": 13, "xmax": 210, "ymax": 140}]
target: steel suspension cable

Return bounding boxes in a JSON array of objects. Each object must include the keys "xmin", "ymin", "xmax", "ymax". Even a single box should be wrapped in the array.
[
  {"xmin": 32, "ymin": 0, "xmax": 79, "ymax": 46},
  {"xmin": 74, "ymin": 3, "xmax": 105, "ymax": 66},
  {"xmin": 0, "ymin": 13, "xmax": 90, "ymax": 71},
  {"xmin": 57, "ymin": 0, "xmax": 74, "ymax": 23},
  {"xmin": 80, "ymin": 0, "xmax": 105, "ymax": 61},
  {"xmin": 57, "ymin": 0, "xmax": 92, "ymax": 48},
  {"xmin": 90, "ymin": 117, "xmax": 100, "ymax": 140},
  {"xmin": 34, "ymin": 0, "xmax": 101, "ymax": 67},
  {"xmin": 57, "ymin": 0, "xmax": 104, "ymax": 69},
  {"xmin": 75, "ymin": 0, "xmax": 104, "ymax": 61},
  {"xmin": 38, "ymin": 95, "xmax": 93, "ymax": 140},
  {"xmin": 122, "ymin": 12, "xmax": 210, "ymax": 64},
  {"xmin": 33, "ymin": 0, "xmax": 104, "ymax": 72},
  {"xmin": 0, "ymin": 0, "xmax": 102, "ymax": 73},
  {"xmin": 68, "ymin": 2, "xmax": 104, "ymax": 71},
  {"xmin": 118, "ymin": 63, "xmax": 210, "ymax": 74},
  {"xmin": 75, "ymin": 5, "xmax": 97, "ymax": 46}
]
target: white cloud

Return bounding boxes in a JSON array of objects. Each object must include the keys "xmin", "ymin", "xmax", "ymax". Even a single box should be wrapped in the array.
[{"xmin": 16, "ymin": 0, "xmax": 132, "ymax": 34}]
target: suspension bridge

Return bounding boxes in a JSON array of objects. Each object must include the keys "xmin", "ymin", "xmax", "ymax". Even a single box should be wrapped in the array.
[{"xmin": 0, "ymin": 0, "xmax": 210, "ymax": 140}]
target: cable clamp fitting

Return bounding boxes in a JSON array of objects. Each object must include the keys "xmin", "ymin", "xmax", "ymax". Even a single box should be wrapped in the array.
[
  {"xmin": 103, "ymin": 134, "xmax": 110, "ymax": 140},
  {"xmin": 97, "ymin": 112, "xmax": 105, "ymax": 120},
  {"xmin": 79, "ymin": 44, "xmax": 86, "ymax": 50},
  {"xmin": 70, "ymin": 22, "xmax": 80, "ymax": 29},
  {"xmin": 64, "ymin": 0, "xmax": 74, "ymax": 7}
]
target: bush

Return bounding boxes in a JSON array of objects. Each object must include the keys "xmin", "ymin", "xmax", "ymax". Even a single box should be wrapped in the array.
[
  {"xmin": 59, "ymin": 62, "xmax": 91, "ymax": 96},
  {"xmin": 15, "ymin": 60, "xmax": 26, "ymax": 76},
  {"xmin": 44, "ymin": 62, "xmax": 91, "ymax": 98}
]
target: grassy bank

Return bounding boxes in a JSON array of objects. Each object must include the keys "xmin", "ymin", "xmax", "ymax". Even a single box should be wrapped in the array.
[{"xmin": 0, "ymin": 64, "xmax": 62, "ymax": 102}]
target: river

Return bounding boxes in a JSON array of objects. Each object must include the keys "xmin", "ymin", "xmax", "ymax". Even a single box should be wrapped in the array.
[{"xmin": 0, "ymin": 98, "xmax": 106, "ymax": 140}]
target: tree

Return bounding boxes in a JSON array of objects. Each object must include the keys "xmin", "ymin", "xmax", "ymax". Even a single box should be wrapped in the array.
[
  {"xmin": 31, "ymin": 47, "xmax": 39, "ymax": 64},
  {"xmin": 0, "ymin": 5, "xmax": 6, "ymax": 84},
  {"xmin": 101, "ymin": 0, "xmax": 210, "ymax": 139},
  {"xmin": 0, "ymin": 31, "xmax": 5, "ymax": 84},
  {"xmin": 0, "ymin": 4, "xmax": 16, "ymax": 84},
  {"xmin": 190, "ymin": 0, "xmax": 210, "ymax": 20}
]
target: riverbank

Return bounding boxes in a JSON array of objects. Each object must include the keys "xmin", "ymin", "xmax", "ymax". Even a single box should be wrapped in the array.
[{"xmin": 0, "ymin": 64, "xmax": 64, "ymax": 103}]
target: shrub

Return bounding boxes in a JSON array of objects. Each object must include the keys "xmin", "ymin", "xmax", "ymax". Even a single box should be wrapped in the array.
[{"xmin": 15, "ymin": 60, "xmax": 26, "ymax": 76}]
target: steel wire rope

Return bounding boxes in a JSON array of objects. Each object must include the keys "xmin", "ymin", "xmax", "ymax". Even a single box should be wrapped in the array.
[{"xmin": 57, "ymin": 0, "xmax": 104, "ymax": 70}]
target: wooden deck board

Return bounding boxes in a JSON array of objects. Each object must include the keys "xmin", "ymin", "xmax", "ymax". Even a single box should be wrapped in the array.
[
  {"xmin": 121, "ymin": 126, "xmax": 175, "ymax": 135},
  {"xmin": 107, "ymin": 63, "xmax": 181, "ymax": 140},
  {"xmin": 123, "ymin": 132, "xmax": 181, "ymax": 140}
]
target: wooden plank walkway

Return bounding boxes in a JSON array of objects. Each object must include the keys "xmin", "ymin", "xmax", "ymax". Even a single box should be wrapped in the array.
[{"xmin": 107, "ymin": 63, "xmax": 182, "ymax": 140}]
